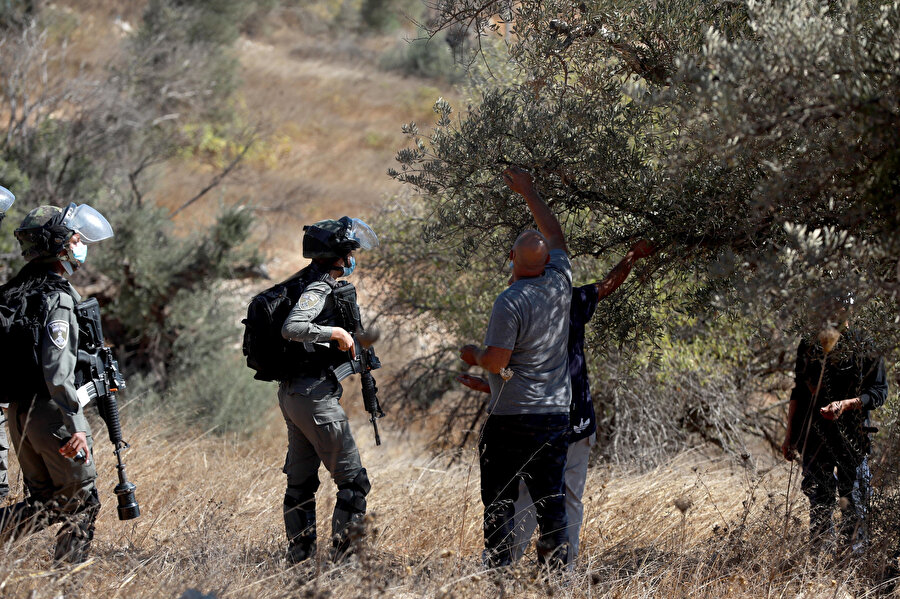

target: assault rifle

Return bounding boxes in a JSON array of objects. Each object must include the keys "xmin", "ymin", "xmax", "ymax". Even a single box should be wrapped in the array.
[
  {"xmin": 75, "ymin": 300, "xmax": 140, "ymax": 520},
  {"xmin": 331, "ymin": 328, "xmax": 385, "ymax": 446}
]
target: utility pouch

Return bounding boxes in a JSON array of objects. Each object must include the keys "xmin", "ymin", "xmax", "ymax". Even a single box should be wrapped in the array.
[
  {"xmin": 75, "ymin": 297, "xmax": 103, "ymax": 352},
  {"xmin": 332, "ymin": 282, "xmax": 361, "ymax": 334}
]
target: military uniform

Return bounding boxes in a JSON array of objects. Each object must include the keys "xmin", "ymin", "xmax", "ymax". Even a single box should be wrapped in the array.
[
  {"xmin": 0, "ymin": 272, "xmax": 99, "ymax": 562},
  {"xmin": 278, "ymin": 263, "xmax": 370, "ymax": 563},
  {"xmin": 0, "ymin": 203, "xmax": 113, "ymax": 563}
]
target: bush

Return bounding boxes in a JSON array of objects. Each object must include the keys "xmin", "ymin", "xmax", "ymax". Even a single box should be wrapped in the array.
[
  {"xmin": 379, "ymin": 29, "xmax": 463, "ymax": 81},
  {"xmin": 0, "ymin": 5, "xmax": 267, "ymax": 433}
]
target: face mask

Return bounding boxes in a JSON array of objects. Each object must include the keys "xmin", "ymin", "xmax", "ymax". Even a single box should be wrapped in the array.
[
  {"xmin": 72, "ymin": 241, "xmax": 88, "ymax": 263},
  {"xmin": 342, "ymin": 255, "xmax": 356, "ymax": 277},
  {"xmin": 60, "ymin": 240, "xmax": 88, "ymax": 276},
  {"xmin": 508, "ymin": 260, "xmax": 514, "ymax": 271}
]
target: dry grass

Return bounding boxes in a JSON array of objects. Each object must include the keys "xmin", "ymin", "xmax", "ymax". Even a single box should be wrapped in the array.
[
  {"xmin": 0, "ymin": 406, "xmax": 891, "ymax": 599},
  {"xmin": 6, "ymin": 5, "xmax": 894, "ymax": 598}
]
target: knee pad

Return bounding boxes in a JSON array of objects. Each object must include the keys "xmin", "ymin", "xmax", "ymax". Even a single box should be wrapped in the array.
[
  {"xmin": 285, "ymin": 474, "xmax": 320, "ymax": 507},
  {"xmin": 338, "ymin": 468, "xmax": 370, "ymax": 497},
  {"xmin": 333, "ymin": 468, "xmax": 369, "ymax": 524},
  {"xmin": 331, "ymin": 486, "xmax": 368, "ymax": 562},
  {"xmin": 334, "ymin": 488, "xmax": 367, "ymax": 518}
]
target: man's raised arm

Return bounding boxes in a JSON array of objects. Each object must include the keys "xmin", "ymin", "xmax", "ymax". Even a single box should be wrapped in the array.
[
  {"xmin": 595, "ymin": 240, "xmax": 656, "ymax": 300},
  {"xmin": 502, "ymin": 167, "xmax": 568, "ymax": 254}
]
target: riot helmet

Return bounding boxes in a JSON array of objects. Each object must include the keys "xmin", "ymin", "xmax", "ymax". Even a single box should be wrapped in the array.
[
  {"xmin": 15, "ymin": 203, "xmax": 114, "ymax": 267},
  {"xmin": 302, "ymin": 216, "xmax": 378, "ymax": 260},
  {"xmin": 0, "ymin": 186, "xmax": 14, "ymax": 223}
]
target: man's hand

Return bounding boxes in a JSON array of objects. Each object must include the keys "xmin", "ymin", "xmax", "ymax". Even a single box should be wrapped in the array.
[
  {"xmin": 820, "ymin": 401, "xmax": 844, "ymax": 420},
  {"xmin": 456, "ymin": 373, "xmax": 490, "ymax": 394},
  {"xmin": 331, "ymin": 327, "xmax": 356, "ymax": 358},
  {"xmin": 820, "ymin": 398, "xmax": 861, "ymax": 420},
  {"xmin": 60, "ymin": 432, "xmax": 90, "ymax": 464},
  {"xmin": 628, "ymin": 240, "xmax": 656, "ymax": 260},
  {"xmin": 502, "ymin": 167, "xmax": 535, "ymax": 196},
  {"xmin": 781, "ymin": 436, "xmax": 796, "ymax": 461},
  {"xmin": 459, "ymin": 344, "xmax": 479, "ymax": 366}
]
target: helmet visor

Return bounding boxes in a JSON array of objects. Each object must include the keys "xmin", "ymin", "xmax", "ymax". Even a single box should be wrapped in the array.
[
  {"xmin": 348, "ymin": 218, "xmax": 378, "ymax": 250},
  {"xmin": 63, "ymin": 204, "xmax": 114, "ymax": 243},
  {"xmin": 0, "ymin": 186, "xmax": 14, "ymax": 213}
]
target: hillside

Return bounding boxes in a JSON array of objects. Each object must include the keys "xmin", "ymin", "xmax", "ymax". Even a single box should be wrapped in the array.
[
  {"xmin": 155, "ymin": 23, "xmax": 451, "ymax": 277},
  {"xmin": 0, "ymin": 4, "xmax": 895, "ymax": 599}
]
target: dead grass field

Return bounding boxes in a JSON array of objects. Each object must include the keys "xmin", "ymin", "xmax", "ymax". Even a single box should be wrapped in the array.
[
  {"xmin": 3, "ymin": 4, "xmax": 895, "ymax": 599},
  {"xmin": 0, "ymin": 405, "xmax": 889, "ymax": 599}
]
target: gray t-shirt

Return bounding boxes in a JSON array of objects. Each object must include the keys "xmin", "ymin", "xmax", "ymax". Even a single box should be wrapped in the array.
[{"xmin": 484, "ymin": 249, "xmax": 572, "ymax": 415}]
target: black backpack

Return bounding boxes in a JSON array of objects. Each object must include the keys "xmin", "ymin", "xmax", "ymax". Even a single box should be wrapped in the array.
[
  {"xmin": 0, "ymin": 275, "xmax": 72, "ymax": 403},
  {"xmin": 241, "ymin": 274, "xmax": 312, "ymax": 382}
]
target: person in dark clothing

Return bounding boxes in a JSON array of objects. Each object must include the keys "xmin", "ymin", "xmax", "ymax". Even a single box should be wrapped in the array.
[
  {"xmin": 458, "ymin": 240, "xmax": 654, "ymax": 566},
  {"xmin": 276, "ymin": 217, "xmax": 379, "ymax": 565},
  {"xmin": 782, "ymin": 323, "xmax": 888, "ymax": 553}
]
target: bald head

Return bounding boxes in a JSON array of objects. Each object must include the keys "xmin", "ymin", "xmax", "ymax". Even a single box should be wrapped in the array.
[{"xmin": 511, "ymin": 230, "xmax": 550, "ymax": 278}]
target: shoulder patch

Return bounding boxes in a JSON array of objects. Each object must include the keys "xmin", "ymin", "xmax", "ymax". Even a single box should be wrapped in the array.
[
  {"xmin": 297, "ymin": 293, "xmax": 319, "ymax": 311},
  {"xmin": 47, "ymin": 320, "xmax": 69, "ymax": 349}
]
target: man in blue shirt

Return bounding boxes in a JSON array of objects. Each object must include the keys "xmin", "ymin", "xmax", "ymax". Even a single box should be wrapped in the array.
[{"xmin": 459, "ymin": 240, "xmax": 654, "ymax": 566}]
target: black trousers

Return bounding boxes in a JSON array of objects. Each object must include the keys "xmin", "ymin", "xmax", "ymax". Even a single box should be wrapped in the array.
[{"xmin": 479, "ymin": 413, "xmax": 569, "ymax": 568}]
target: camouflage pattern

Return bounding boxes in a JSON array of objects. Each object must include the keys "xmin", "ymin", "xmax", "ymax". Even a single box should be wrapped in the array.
[{"xmin": 14, "ymin": 205, "xmax": 69, "ymax": 261}]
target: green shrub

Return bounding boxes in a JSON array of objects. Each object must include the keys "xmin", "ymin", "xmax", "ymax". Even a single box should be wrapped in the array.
[{"xmin": 379, "ymin": 29, "xmax": 463, "ymax": 81}]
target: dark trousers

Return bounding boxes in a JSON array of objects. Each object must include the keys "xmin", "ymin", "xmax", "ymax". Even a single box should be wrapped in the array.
[
  {"xmin": 801, "ymin": 443, "xmax": 870, "ymax": 551},
  {"xmin": 479, "ymin": 413, "xmax": 569, "ymax": 568}
]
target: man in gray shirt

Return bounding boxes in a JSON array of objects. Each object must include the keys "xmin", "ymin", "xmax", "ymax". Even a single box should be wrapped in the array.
[{"xmin": 460, "ymin": 167, "xmax": 572, "ymax": 570}]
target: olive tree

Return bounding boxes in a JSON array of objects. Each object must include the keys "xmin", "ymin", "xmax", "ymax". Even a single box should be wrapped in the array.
[{"xmin": 373, "ymin": 0, "xmax": 898, "ymax": 455}]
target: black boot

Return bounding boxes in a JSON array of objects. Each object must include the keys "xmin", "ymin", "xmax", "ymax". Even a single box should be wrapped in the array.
[
  {"xmin": 284, "ymin": 478, "xmax": 318, "ymax": 565},
  {"xmin": 53, "ymin": 490, "xmax": 100, "ymax": 564},
  {"xmin": 331, "ymin": 469, "xmax": 370, "ymax": 562}
]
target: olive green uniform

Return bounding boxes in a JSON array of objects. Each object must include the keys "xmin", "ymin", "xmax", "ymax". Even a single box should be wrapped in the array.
[
  {"xmin": 280, "ymin": 280, "xmax": 363, "ymax": 485},
  {"xmin": 1, "ymin": 279, "xmax": 99, "ymax": 563}
]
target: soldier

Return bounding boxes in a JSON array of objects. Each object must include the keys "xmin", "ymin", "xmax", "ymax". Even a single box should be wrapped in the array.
[
  {"xmin": 277, "ymin": 216, "xmax": 378, "ymax": 564},
  {"xmin": 781, "ymin": 302, "xmax": 888, "ymax": 554},
  {"xmin": 0, "ymin": 202, "xmax": 114, "ymax": 563},
  {"xmin": 0, "ymin": 185, "xmax": 16, "ymax": 503}
]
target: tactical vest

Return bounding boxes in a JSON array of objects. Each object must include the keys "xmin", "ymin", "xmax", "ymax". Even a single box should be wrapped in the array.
[
  {"xmin": 243, "ymin": 264, "xmax": 362, "ymax": 382},
  {"xmin": 289, "ymin": 268, "xmax": 362, "ymax": 378},
  {"xmin": 0, "ymin": 273, "xmax": 74, "ymax": 403}
]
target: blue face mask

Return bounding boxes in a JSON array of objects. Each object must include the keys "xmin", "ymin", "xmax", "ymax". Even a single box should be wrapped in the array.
[
  {"xmin": 342, "ymin": 255, "xmax": 356, "ymax": 277},
  {"xmin": 72, "ymin": 241, "xmax": 88, "ymax": 264}
]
